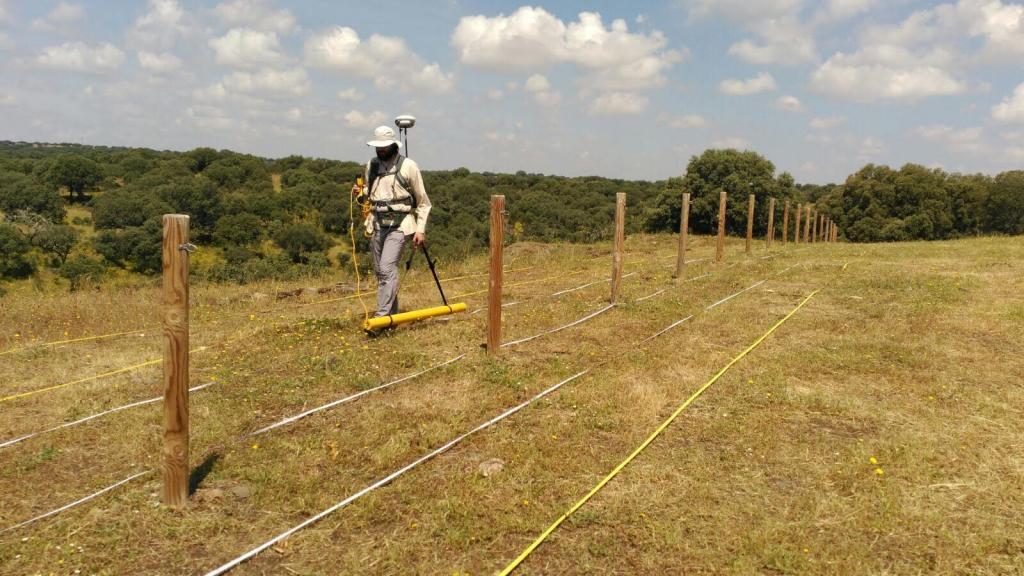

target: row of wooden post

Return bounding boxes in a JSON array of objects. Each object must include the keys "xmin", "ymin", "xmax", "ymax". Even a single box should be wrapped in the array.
[
  {"xmin": 484, "ymin": 191, "xmax": 841, "ymax": 353},
  {"xmin": 160, "ymin": 189, "xmax": 842, "ymax": 505}
]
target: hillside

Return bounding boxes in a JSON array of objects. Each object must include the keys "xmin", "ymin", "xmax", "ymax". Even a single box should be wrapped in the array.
[
  {"xmin": 1, "ymin": 234, "xmax": 1022, "ymax": 574},
  {"xmin": 3, "ymin": 140, "xmax": 1021, "ymax": 297}
]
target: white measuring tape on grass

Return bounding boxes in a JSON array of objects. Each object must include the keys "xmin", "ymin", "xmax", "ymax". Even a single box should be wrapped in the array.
[
  {"xmin": 0, "ymin": 470, "xmax": 152, "ymax": 534},
  {"xmin": 0, "ymin": 382, "xmax": 218, "ymax": 450},
  {"xmin": 248, "ymin": 354, "xmax": 467, "ymax": 437},
  {"xmin": 204, "ymin": 370, "xmax": 590, "ymax": 576}
]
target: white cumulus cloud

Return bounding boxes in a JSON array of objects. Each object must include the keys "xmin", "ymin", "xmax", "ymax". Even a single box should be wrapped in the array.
[
  {"xmin": 809, "ymin": 116, "xmax": 846, "ymax": 129},
  {"xmin": 992, "ymin": 82, "xmax": 1024, "ymax": 123},
  {"xmin": 775, "ymin": 95, "xmax": 803, "ymax": 111},
  {"xmin": 209, "ymin": 28, "xmax": 285, "ymax": 68},
  {"xmin": 809, "ymin": 46, "xmax": 965, "ymax": 101},
  {"xmin": 719, "ymin": 72, "xmax": 777, "ymax": 95},
  {"xmin": 686, "ymin": 0, "xmax": 803, "ymax": 24},
  {"xmin": 137, "ymin": 50, "xmax": 182, "ymax": 73},
  {"xmin": 859, "ymin": 136, "xmax": 885, "ymax": 158},
  {"xmin": 712, "ymin": 136, "xmax": 751, "ymax": 149},
  {"xmin": 337, "ymin": 88, "xmax": 364, "ymax": 102},
  {"xmin": 858, "ymin": 0, "xmax": 1024, "ymax": 66},
  {"xmin": 915, "ymin": 123, "xmax": 984, "ymax": 152},
  {"xmin": 128, "ymin": 0, "xmax": 191, "ymax": 51},
  {"xmin": 36, "ymin": 41, "xmax": 125, "ymax": 73},
  {"xmin": 305, "ymin": 27, "xmax": 454, "ymax": 95},
  {"xmin": 219, "ymin": 66, "xmax": 307, "ymax": 99},
  {"xmin": 525, "ymin": 74, "xmax": 551, "ymax": 92},
  {"xmin": 213, "ymin": 0, "xmax": 297, "ymax": 34},
  {"xmin": 664, "ymin": 114, "xmax": 708, "ymax": 128},
  {"xmin": 30, "ymin": 2, "xmax": 85, "ymax": 33},
  {"xmin": 727, "ymin": 18, "xmax": 816, "ymax": 65},
  {"xmin": 588, "ymin": 92, "xmax": 648, "ymax": 115},
  {"xmin": 814, "ymin": 0, "xmax": 878, "ymax": 23},
  {"xmin": 451, "ymin": 7, "xmax": 682, "ymax": 90},
  {"xmin": 343, "ymin": 110, "xmax": 388, "ymax": 130},
  {"xmin": 524, "ymin": 73, "xmax": 560, "ymax": 106}
]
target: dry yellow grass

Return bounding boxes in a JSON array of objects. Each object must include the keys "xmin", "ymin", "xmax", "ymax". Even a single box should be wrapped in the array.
[{"xmin": 1, "ymin": 234, "xmax": 1022, "ymax": 575}]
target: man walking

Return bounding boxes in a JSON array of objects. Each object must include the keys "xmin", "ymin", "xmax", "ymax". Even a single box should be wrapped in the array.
[{"xmin": 355, "ymin": 125, "xmax": 431, "ymax": 325}]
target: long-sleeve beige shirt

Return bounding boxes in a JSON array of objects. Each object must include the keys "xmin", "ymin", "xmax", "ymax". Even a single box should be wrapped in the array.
[{"xmin": 364, "ymin": 156, "xmax": 431, "ymax": 235}]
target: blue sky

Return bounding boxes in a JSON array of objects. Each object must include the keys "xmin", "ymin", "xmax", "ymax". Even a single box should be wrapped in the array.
[{"xmin": 1, "ymin": 0, "xmax": 1023, "ymax": 183}]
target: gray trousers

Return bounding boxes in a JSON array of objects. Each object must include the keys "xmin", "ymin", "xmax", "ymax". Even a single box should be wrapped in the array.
[{"xmin": 371, "ymin": 226, "xmax": 408, "ymax": 317}]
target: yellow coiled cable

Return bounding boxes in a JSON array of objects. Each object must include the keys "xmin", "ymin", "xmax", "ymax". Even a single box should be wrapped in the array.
[{"xmin": 349, "ymin": 178, "xmax": 372, "ymax": 323}]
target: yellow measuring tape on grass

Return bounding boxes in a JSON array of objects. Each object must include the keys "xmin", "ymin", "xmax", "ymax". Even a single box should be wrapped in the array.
[
  {"xmin": 0, "ymin": 329, "xmax": 148, "ymax": 356},
  {"xmin": 0, "ymin": 347, "xmax": 208, "ymax": 404},
  {"xmin": 497, "ymin": 289, "xmax": 820, "ymax": 575}
]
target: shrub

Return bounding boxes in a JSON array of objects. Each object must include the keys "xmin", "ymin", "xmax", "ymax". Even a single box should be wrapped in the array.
[
  {"xmin": 59, "ymin": 254, "xmax": 106, "ymax": 290},
  {"xmin": 0, "ymin": 222, "xmax": 35, "ymax": 278},
  {"xmin": 273, "ymin": 223, "xmax": 333, "ymax": 263},
  {"xmin": 33, "ymin": 224, "xmax": 79, "ymax": 264}
]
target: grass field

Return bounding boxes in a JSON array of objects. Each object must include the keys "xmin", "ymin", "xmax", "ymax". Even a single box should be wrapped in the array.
[{"xmin": 1, "ymin": 234, "xmax": 1022, "ymax": 575}]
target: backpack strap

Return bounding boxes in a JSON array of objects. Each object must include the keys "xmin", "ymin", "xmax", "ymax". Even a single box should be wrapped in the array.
[
  {"xmin": 370, "ymin": 155, "xmax": 382, "ymax": 193},
  {"xmin": 395, "ymin": 156, "xmax": 417, "ymax": 210}
]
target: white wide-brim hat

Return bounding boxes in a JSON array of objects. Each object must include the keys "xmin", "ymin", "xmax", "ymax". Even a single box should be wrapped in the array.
[{"xmin": 367, "ymin": 125, "xmax": 402, "ymax": 148}]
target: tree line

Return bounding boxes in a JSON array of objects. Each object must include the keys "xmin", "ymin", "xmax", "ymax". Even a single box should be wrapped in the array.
[{"xmin": 0, "ymin": 140, "xmax": 1021, "ymax": 291}]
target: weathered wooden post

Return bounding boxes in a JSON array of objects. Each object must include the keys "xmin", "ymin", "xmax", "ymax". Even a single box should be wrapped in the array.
[
  {"xmin": 716, "ymin": 190, "xmax": 727, "ymax": 263},
  {"xmin": 673, "ymin": 192, "xmax": 690, "ymax": 278},
  {"xmin": 794, "ymin": 203, "xmax": 802, "ymax": 244},
  {"xmin": 781, "ymin": 201, "xmax": 790, "ymax": 246},
  {"xmin": 804, "ymin": 205, "xmax": 812, "ymax": 243},
  {"xmin": 162, "ymin": 214, "xmax": 190, "ymax": 506},
  {"xmin": 766, "ymin": 197, "xmax": 776, "ymax": 250},
  {"xmin": 745, "ymin": 194, "xmax": 755, "ymax": 255},
  {"xmin": 487, "ymin": 195, "xmax": 504, "ymax": 354},
  {"xmin": 610, "ymin": 193, "xmax": 626, "ymax": 303}
]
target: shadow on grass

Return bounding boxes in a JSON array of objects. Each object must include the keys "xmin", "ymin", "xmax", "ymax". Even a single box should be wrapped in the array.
[{"xmin": 189, "ymin": 452, "xmax": 221, "ymax": 495}]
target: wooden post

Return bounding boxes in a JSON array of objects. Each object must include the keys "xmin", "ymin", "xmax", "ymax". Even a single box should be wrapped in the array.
[
  {"xmin": 610, "ymin": 193, "xmax": 626, "ymax": 303},
  {"xmin": 745, "ymin": 194, "xmax": 755, "ymax": 255},
  {"xmin": 487, "ymin": 195, "xmax": 504, "ymax": 354},
  {"xmin": 716, "ymin": 190, "xmax": 727, "ymax": 263},
  {"xmin": 162, "ymin": 214, "xmax": 190, "ymax": 506},
  {"xmin": 673, "ymin": 192, "xmax": 690, "ymax": 278},
  {"xmin": 766, "ymin": 197, "xmax": 776, "ymax": 250},
  {"xmin": 794, "ymin": 203, "xmax": 802, "ymax": 244},
  {"xmin": 804, "ymin": 205, "xmax": 812, "ymax": 243},
  {"xmin": 781, "ymin": 201, "xmax": 790, "ymax": 246}
]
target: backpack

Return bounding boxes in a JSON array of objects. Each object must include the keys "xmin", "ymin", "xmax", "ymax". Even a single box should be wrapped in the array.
[{"xmin": 367, "ymin": 155, "xmax": 417, "ymax": 211}]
